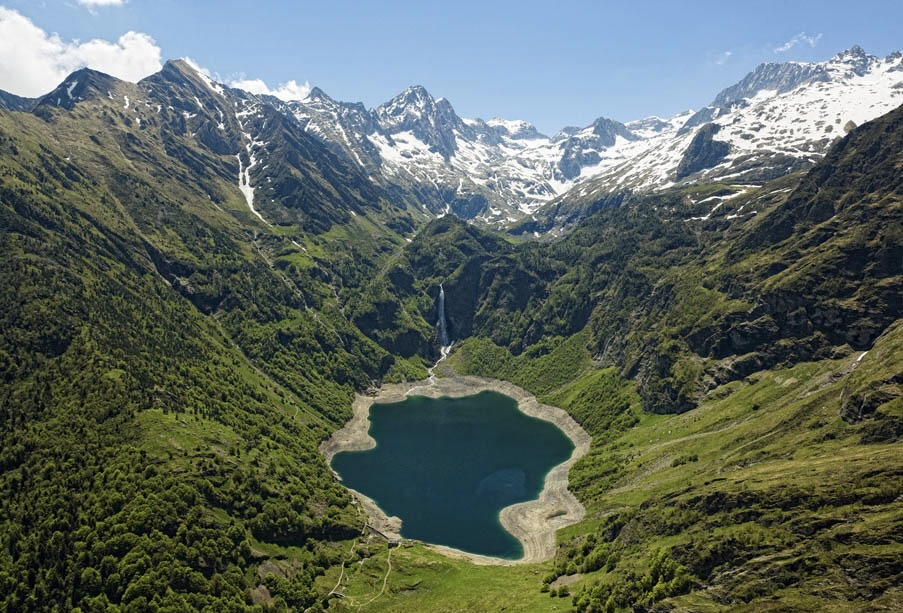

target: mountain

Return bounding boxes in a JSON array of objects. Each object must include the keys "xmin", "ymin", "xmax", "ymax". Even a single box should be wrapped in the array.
[
  {"xmin": 525, "ymin": 46, "xmax": 903, "ymax": 233},
  {"xmin": 346, "ymin": 102, "xmax": 902, "ymax": 610},
  {"xmin": 271, "ymin": 82, "xmax": 644, "ymax": 224},
  {"xmin": 0, "ymin": 89, "xmax": 34, "ymax": 111},
  {"xmin": 1, "ymin": 51, "xmax": 901, "ymax": 612},
  {"xmin": 680, "ymin": 45, "xmax": 885, "ymax": 134},
  {"xmin": 6, "ymin": 45, "xmax": 897, "ymax": 234},
  {"xmin": 250, "ymin": 45, "xmax": 900, "ymax": 233},
  {"xmin": 555, "ymin": 116, "xmax": 639, "ymax": 180},
  {"xmin": 0, "ymin": 58, "xmax": 432, "ymax": 612},
  {"xmin": 355, "ymin": 101, "xmax": 903, "ymax": 414},
  {"xmin": 375, "ymin": 85, "xmax": 464, "ymax": 158},
  {"xmin": 33, "ymin": 67, "xmax": 122, "ymax": 112}
]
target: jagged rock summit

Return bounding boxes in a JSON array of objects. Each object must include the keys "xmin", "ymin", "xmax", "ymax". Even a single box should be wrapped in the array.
[
  {"xmin": 2, "ymin": 45, "xmax": 900, "ymax": 233},
  {"xmin": 526, "ymin": 45, "xmax": 903, "ymax": 231}
]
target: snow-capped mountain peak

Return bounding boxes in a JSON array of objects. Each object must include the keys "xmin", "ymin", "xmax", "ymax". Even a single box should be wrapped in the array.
[
  {"xmin": 542, "ymin": 46, "xmax": 903, "ymax": 225},
  {"xmin": 208, "ymin": 45, "xmax": 903, "ymax": 230},
  {"xmin": 825, "ymin": 44, "xmax": 881, "ymax": 79},
  {"xmin": 377, "ymin": 85, "xmax": 440, "ymax": 123},
  {"xmin": 486, "ymin": 117, "xmax": 546, "ymax": 140},
  {"xmin": 304, "ymin": 86, "xmax": 331, "ymax": 102},
  {"xmin": 374, "ymin": 85, "xmax": 463, "ymax": 158}
]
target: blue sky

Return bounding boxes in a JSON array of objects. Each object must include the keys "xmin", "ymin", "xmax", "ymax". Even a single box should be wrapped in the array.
[{"xmin": 1, "ymin": 0, "xmax": 900, "ymax": 134}]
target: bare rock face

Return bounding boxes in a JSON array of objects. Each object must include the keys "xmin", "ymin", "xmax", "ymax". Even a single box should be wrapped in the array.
[{"xmin": 675, "ymin": 123, "xmax": 730, "ymax": 180}]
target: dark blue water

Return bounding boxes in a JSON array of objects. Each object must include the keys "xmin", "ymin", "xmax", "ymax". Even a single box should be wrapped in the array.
[{"xmin": 330, "ymin": 391, "xmax": 574, "ymax": 559}]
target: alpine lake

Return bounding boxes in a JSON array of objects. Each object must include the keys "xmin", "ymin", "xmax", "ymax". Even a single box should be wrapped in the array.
[{"xmin": 330, "ymin": 390, "xmax": 575, "ymax": 559}]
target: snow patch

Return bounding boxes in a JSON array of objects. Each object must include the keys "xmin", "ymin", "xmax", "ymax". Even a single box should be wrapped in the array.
[{"xmin": 236, "ymin": 124, "xmax": 270, "ymax": 225}]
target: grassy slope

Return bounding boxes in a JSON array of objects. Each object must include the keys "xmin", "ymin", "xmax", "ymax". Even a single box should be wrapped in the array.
[
  {"xmin": 326, "ymin": 107, "xmax": 903, "ymax": 611},
  {"xmin": 329, "ymin": 324, "xmax": 901, "ymax": 612},
  {"xmin": 2, "ymin": 74, "xmax": 900, "ymax": 612},
  {"xmin": 0, "ymin": 94, "xmax": 414, "ymax": 610},
  {"xmin": 569, "ymin": 333, "xmax": 902, "ymax": 612}
]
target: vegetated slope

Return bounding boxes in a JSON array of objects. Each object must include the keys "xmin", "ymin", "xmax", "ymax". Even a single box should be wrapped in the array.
[
  {"xmin": 541, "ymin": 327, "xmax": 902, "ymax": 613},
  {"xmin": 344, "ymin": 103, "xmax": 903, "ymax": 610},
  {"xmin": 1, "ymin": 59, "xmax": 901, "ymax": 612},
  {"xmin": 470, "ymin": 104, "xmax": 902, "ymax": 611},
  {"xmin": 0, "ymin": 63, "xmax": 427, "ymax": 610},
  {"xmin": 368, "ymin": 102, "xmax": 902, "ymax": 416}
]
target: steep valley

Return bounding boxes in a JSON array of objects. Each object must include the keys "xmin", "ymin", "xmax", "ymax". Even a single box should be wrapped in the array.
[{"xmin": 0, "ymin": 50, "xmax": 901, "ymax": 613}]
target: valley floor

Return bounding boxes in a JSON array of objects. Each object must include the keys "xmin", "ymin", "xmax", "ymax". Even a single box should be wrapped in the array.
[{"xmin": 315, "ymin": 338, "xmax": 902, "ymax": 612}]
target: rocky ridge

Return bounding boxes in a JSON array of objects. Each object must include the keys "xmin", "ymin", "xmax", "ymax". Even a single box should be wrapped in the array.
[
  {"xmin": 537, "ymin": 46, "xmax": 903, "ymax": 228},
  {"xmin": 5, "ymin": 46, "xmax": 900, "ymax": 233}
]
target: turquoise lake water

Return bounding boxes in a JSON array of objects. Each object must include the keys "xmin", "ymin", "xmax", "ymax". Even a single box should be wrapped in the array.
[{"xmin": 330, "ymin": 390, "xmax": 574, "ymax": 559}]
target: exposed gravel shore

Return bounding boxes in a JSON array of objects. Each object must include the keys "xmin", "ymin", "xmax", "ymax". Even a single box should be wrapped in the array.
[{"xmin": 320, "ymin": 375, "xmax": 591, "ymax": 565}]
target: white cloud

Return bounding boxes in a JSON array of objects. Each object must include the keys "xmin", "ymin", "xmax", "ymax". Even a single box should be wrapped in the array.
[
  {"xmin": 0, "ymin": 8, "xmax": 161, "ymax": 97},
  {"xmin": 179, "ymin": 57, "xmax": 228, "ymax": 94},
  {"xmin": 74, "ymin": 32, "xmax": 161, "ymax": 79},
  {"xmin": 78, "ymin": 0, "xmax": 127, "ymax": 6},
  {"xmin": 183, "ymin": 57, "xmax": 215, "ymax": 80},
  {"xmin": 229, "ymin": 78, "xmax": 270, "ymax": 95},
  {"xmin": 714, "ymin": 50, "xmax": 733, "ymax": 66},
  {"xmin": 176, "ymin": 59, "xmax": 308, "ymax": 102},
  {"xmin": 774, "ymin": 32, "xmax": 823, "ymax": 54},
  {"xmin": 230, "ymin": 77, "xmax": 312, "ymax": 101}
]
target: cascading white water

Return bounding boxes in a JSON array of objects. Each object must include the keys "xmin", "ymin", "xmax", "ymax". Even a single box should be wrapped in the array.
[
  {"xmin": 427, "ymin": 283, "xmax": 454, "ymax": 383},
  {"xmin": 437, "ymin": 283, "xmax": 451, "ymax": 349}
]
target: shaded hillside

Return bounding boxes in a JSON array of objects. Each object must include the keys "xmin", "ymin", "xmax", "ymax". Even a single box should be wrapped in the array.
[
  {"xmin": 299, "ymin": 120, "xmax": 903, "ymax": 605},
  {"xmin": 0, "ymin": 61, "xmax": 901, "ymax": 613},
  {"xmin": 364, "ymin": 103, "xmax": 902, "ymax": 417},
  {"xmin": 0, "ymin": 75, "xmax": 417, "ymax": 609},
  {"xmin": 0, "ymin": 89, "xmax": 34, "ymax": 112}
]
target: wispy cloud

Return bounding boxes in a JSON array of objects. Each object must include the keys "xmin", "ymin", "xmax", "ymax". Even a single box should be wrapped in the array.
[
  {"xmin": 714, "ymin": 50, "xmax": 733, "ymax": 66},
  {"xmin": 774, "ymin": 32, "xmax": 823, "ymax": 54},
  {"xmin": 230, "ymin": 77, "xmax": 312, "ymax": 101},
  {"xmin": 0, "ymin": 7, "xmax": 161, "ymax": 96},
  {"xmin": 77, "ymin": 0, "xmax": 127, "ymax": 7},
  {"xmin": 183, "ymin": 58, "xmax": 220, "ymax": 83}
]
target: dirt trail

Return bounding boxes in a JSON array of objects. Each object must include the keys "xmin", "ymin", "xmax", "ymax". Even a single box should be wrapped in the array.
[{"xmin": 320, "ymin": 375, "xmax": 591, "ymax": 566}]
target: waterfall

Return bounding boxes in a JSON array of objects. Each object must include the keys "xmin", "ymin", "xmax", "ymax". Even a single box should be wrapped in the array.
[{"xmin": 436, "ymin": 283, "xmax": 451, "ymax": 349}]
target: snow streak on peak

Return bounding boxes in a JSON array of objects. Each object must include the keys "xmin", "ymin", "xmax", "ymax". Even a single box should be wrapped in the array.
[
  {"xmin": 565, "ymin": 47, "xmax": 903, "ymax": 208},
  {"xmin": 180, "ymin": 58, "xmax": 225, "ymax": 96},
  {"xmin": 144, "ymin": 45, "xmax": 901, "ymax": 231}
]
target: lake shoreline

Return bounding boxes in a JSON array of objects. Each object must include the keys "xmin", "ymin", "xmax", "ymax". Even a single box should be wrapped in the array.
[{"xmin": 320, "ymin": 375, "xmax": 592, "ymax": 566}]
